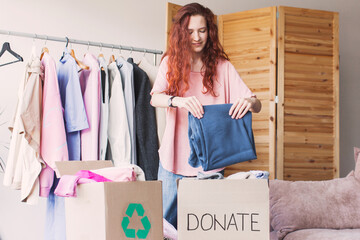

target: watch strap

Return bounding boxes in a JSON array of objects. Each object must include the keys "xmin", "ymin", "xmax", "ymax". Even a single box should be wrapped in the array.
[{"xmin": 168, "ymin": 96, "xmax": 177, "ymax": 108}]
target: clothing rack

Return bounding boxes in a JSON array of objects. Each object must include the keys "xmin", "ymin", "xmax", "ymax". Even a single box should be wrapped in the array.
[{"xmin": 0, "ymin": 29, "xmax": 163, "ymax": 65}]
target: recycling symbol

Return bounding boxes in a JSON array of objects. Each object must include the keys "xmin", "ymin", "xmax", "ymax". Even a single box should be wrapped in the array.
[{"xmin": 121, "ymin": 203, "xmax": 151, "ymax": 239}]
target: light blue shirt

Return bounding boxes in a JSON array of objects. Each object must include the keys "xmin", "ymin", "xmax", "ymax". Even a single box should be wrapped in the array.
[{"xmin": 57, "ymin": 48, "xmax": 89, "ymax": 160}]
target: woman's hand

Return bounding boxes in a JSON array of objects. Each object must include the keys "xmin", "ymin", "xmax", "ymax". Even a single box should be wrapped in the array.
[
  {"xmin": 229, "ymin": 97, "xmax": 257, "ymax": 119},
  {"xmin": 173, "ymin": 96, "xmax": 204, "ymax": 119}
]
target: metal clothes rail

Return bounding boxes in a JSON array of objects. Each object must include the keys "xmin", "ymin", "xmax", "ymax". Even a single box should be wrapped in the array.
[{"xmin": 0, "ymin": 29, "xmax": 163, "ymax": 65}]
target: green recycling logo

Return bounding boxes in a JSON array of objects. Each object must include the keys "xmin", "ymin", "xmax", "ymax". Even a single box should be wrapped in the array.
[{"xmin": 121, "ymin": 203, "xmax": 151, "ymax": 239}]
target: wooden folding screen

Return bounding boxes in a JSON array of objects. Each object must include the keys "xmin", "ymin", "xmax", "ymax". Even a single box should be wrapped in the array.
[
  {"xmin": 277, "ymin": 7, "xmax": 339, "ymax": 180},
  {"xmin": 165, "ymin": 2, "xmax": 183, "ymax": 50},
  {"xmin": 218, "ymin": 7, "xmax": 277, "ymax": 178}
]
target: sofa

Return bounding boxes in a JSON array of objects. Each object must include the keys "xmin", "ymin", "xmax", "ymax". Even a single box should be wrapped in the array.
[{"xmin": 269, "ymin": 147, "xmax": 360, "ymax": 240}]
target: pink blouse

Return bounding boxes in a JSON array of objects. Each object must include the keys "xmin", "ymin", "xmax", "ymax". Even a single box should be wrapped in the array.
[
  {"xmin": 80, "ymin": 53, "xmax": 101, "ymax": 160},
  {"xmin": 151, "ymin": 57, "xmax": 255, "ymax": 176},
  {"xmin": 39, "ymin": 52, "xmax": 69, "ymax": 197}
]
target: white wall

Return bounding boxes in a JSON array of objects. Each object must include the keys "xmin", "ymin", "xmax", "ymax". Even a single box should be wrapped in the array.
[{"xmin": 0, "ymin": 0, "xmax": 359, "ymax": 239}]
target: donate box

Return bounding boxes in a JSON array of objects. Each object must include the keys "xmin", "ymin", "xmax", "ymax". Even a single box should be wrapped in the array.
[
  {"xmin": 56, "ymin": 161, "xmax": 163, "ymax": 240},
  {"xmin": 178, "ymin": 179, "xmax": 269, "ymax": 240}
]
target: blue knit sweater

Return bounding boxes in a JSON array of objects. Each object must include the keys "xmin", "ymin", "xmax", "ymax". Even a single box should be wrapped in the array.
[{"xmin": 188, "ymin": 104, "xmax": 257, "ymax": 171}]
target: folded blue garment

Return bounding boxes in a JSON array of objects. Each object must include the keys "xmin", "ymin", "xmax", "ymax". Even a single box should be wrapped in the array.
[{"xmin": 188, "ymin": 104, "xmax": 257, "ymax": 171}]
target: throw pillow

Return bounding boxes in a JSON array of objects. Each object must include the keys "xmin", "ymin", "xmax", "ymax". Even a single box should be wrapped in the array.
[{"xmin": 269, "ymin": 147, "xmax": 360, "ymax": 240}]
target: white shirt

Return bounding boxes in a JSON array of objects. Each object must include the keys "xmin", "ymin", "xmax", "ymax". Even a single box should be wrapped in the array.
[{"xmin": 107, "ymin": 62, "xmax": 131, "ymax": 166}]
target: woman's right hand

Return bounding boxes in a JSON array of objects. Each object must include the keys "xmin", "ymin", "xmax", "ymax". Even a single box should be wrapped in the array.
[{"xmin": 172, "ymin": 96, "xmax": 204, "ymax": 119}]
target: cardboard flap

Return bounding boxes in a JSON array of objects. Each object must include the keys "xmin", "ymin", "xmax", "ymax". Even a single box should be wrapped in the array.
[{"xmin": 55, "ymin": 161, "xmax": 113, "ymax": 177}]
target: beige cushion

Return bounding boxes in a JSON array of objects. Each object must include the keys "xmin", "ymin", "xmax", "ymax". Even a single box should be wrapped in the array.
[{"xmin": 269, "ymin": 147, "xmax": 360, "ymax": 240}]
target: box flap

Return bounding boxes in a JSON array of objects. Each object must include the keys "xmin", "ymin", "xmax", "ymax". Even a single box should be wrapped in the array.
[{"xmin": 56, "ymin": 161, "xmax": 113, "ymax": 177}]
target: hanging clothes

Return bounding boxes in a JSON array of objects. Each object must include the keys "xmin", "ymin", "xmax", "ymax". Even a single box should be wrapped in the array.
[
  {"xmin": 3, "ymin": 54, "xmax": 44, "ymax": 204},
  {"xmin": 41, "ymin": 50, "xmax": 68, "ymax": 240},
  {"xmin": 116, "ymin": 58, "xmax": 136, "ymax": 165},
  {"xmin": 45, "ymin": 49, "xmax": 89, "ymax": 240},
  {"xmin": 107, "ymin": 62, "xmax": 131, "ymax": 166},
  {"xmin": 79, "ymin": 53, "xmax": 101, "ymax": 161},
  {"xmin": 139, "ymin": 58, "xmax": 166, "ymax": 145},
  {"xmin": 57, "ymin": 48, "xmax": 89, "ymax": 161},
  {"xmin": 139, "ymin": 58, "xmax": 158, "ymax": 83},
  {"xmin": 128, "ymin": 58, "xmax": 159, "ymax": 180},
  {"xmin": 98, "ymin": 56, "xmax": 109, "ymax": 160},
  {"xmin": 39, "ymin": 52, "xmax": 69, "ymax": 197}
]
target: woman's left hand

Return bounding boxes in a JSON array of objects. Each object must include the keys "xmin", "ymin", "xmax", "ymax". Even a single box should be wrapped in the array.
[{"xmin": 229, "ymin": 98, "xmax": 253, "ymax": 119}]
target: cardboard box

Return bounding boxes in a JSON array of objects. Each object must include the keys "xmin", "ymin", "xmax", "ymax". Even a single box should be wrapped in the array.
[
  {"xmin": 56, "ymin": 161, "xmax": 163, "ymax": 240},
  {"xmin": 178, "ymin": 179, "xmax": 269, "ymax": 240}
]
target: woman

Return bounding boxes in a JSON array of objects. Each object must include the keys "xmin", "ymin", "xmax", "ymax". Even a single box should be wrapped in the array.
[{"xmin": 151, "ymin": 3, "xmax": 261, "ymax": 228}]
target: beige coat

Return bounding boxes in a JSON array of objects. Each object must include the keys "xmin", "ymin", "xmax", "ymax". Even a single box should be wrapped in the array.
[{"xmin": 3, "ymin": 54, "xmax": 44, "ymax": 204}]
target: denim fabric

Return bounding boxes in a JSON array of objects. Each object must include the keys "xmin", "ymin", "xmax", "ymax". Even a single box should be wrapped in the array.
[
  {"xmin": 158, "ymin": 163, "xmax": 184, "ymax": 229},
  {"xmin": 250, "ymin": 170, "xmax": 270, "ymax": 179},
  {"xmin": 158, "ymin": 163, "xmax": 225, "ymax": 229},
  {"xmin": 188, "ymin": 104, "xmax": 257, "ymax": 171}
]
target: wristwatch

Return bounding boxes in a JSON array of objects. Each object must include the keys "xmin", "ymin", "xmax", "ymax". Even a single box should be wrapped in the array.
[{"xmin": 168, "ymin": 96, "xmax": 177, "ymax": 108}]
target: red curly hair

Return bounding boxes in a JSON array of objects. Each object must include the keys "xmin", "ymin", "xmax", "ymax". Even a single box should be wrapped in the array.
[{"xmin": 163, "ymin": 3, "xmax": 229, "ymax": 97}]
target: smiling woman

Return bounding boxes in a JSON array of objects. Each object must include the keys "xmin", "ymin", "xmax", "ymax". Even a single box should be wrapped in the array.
[
  {"xmin": 187, "ymin": 15, "xmax": 208, "ymax": 60},
  {"xmin": 150, "ymin": 2, "xmax": 261, "ymax": 229}
]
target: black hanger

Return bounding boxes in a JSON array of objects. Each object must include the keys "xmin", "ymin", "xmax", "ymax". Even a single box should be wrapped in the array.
[
  {"xmin": 60, "ymin": 37, "xmax": 69, "ymax": 60},
  {"xmin": 66, "ymin": 37, "xmax": 69, "ymax": 48},
  {"xmin": 0, "ymin": 42, "xmax": 23, "ymax": 67}
]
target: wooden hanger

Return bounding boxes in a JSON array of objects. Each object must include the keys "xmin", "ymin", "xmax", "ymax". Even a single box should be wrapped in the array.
[
  {"xmin": 0, "ymin": 42, "xmax": 23, "ymax": 67},
  {"xmin": 40, "ymin": 36, "xmax": 50, "ymax": 61},
  {"xmin": 109, "ymin": 54, "xmax": 115, "ymax": 64},
  {"xmin": 98, "ymin": 53, "xmax": 105, "ymax": 70},
  {"xmin": 108, "ymin": 45, "xmax": 116, "ymax": 64},
  {"xmin": 40, "ymin": 47, "xmax": 49, "ymax": 61},
  {"xmin": 98, "ymin": 43, "xmax": 104, "ymax": 59},
  {"xmin": 70, "ymin": 49, "xmax": 89, "ymax": 70}
]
